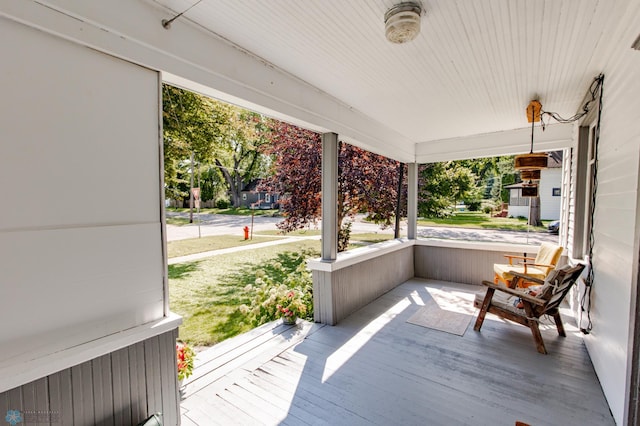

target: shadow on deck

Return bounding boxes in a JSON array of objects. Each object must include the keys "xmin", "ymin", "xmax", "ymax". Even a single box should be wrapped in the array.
[{"xmin": 180, "ymin": 278, "xmax": 614, "ymax": 425}]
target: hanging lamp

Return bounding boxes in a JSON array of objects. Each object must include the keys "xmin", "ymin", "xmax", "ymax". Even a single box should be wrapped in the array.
[
  {"xmin": 520, "ymin": 169, "xmax": 541, "ymax": 181},
  {"xmin": 514, "ymin": 100, "xmax": 548, "ymax": 171}
]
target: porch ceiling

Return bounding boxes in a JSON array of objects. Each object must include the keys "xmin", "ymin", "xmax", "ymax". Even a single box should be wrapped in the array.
[{"xmin": 153, "ymin": 0, "xmax": 634, "ymax": 160}]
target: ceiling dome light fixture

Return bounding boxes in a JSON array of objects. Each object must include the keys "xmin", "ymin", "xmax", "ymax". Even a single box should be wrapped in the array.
[{"xmin": 385, "ymin": 2, "xmax": 423, "ymax": 44}]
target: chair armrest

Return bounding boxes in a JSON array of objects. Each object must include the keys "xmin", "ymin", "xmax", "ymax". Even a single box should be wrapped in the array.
[
  {"xmin": 526, "ymin": 263, "xmax": 555, "ymax": 269},
  {"xmin": 481, "ymin": 280, "xmax": 546, "ymax": 306},
  {"xmin": 503, "ymin": 254, "xmax": 536, "ymax": 264},
  {"xmin": 508, "ymin": 271, "xmax": 545, "ymax": 285}
]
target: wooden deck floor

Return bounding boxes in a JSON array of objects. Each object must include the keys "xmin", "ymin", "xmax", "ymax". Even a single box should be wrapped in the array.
[{"xmin": 180, "ymin": 279, "xmax": 614, "ymax": 426}]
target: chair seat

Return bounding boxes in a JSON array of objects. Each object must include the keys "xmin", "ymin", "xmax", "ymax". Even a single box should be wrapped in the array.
[
  {"xmin": 493, "ymin": 243, "xmax": 564, "ymax": 288},
  {"xmin": 474, "ymin": 291, "xmax": 524, "ymax": 315},
  {"xmin": 493, "ymin": 263, "xmax": 547, "ymax": 282}
]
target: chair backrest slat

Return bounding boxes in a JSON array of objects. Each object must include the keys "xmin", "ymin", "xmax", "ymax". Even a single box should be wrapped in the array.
[{"xmin": 539, "ymin": 263, "xmax": 585, "ymax": 315}]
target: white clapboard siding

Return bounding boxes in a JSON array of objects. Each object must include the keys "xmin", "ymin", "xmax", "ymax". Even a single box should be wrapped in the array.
[
  {"xmin": 1, "ymin": 224, "xmax": 163, "ymax": 345},
  {"xmin": 0, "ymin": 15, "xmax": 165, "ymax": 389},
  {"xmin": 539, "ymin": 167, "xmax": 562, "ymax": 220},
  {"xmin": 580, "ymin": 33, "xmax": 640, "ymax": 424}
]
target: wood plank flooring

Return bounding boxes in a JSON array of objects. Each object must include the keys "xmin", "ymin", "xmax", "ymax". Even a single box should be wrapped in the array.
[{"xmin": 181, "ymin": 279, "xmax": 614, "ymax": 426}]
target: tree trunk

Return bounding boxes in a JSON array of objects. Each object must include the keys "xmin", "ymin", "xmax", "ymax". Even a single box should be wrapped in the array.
[
  {"xmin": 232, "ymin": 173, "xmax": 243, "ymax": 208},
  {"xmin": 528, "ymin": 196, "xmax": 542, "ymax": 226},
  {"xmin": 215, "ymin": 158, "xmax": 241, "ymax": 207}
]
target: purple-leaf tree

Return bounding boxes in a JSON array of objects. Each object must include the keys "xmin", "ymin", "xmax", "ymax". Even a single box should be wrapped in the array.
[{"xmin": 262, "ymin": 120, "xmax": 404, "ymax": 251}]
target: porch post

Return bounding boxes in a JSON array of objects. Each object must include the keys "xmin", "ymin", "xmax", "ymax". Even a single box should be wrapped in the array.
[
  {"xmin": 407, "ymin": 163, "xmax": 418, "ymax": 239},
  {"xmin": 322, "ymin": 132, "xmax": 338, "ymax": 260}
]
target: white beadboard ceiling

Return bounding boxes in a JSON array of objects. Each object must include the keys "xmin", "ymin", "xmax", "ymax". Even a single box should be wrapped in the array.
[{"xmin": 152, "ymin": 0, "xmax": 636, "ymax": 158}]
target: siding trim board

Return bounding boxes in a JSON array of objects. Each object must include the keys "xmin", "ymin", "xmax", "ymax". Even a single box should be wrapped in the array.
[
  {"xmin": 0, "ymin": 313, "xmax": 182, "ymax": 395},
  {"xmin": 0, "ymin": 330, "xmax": 180, "ymax": 426}
]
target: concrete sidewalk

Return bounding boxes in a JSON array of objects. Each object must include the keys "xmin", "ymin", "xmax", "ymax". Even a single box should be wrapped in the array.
[{"xmin": 168, "ymin": 235, "xmax": 321, "ymax": 265}]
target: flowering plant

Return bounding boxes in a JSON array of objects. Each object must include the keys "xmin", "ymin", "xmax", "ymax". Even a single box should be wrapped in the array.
[
  {"xmin": 276, "ymin": 288, "xmax": 307, "ymax": 320},
  {"xmin": 176, "ymin": 341, "xmax": 195, "ymax": 381},
  {"xmin": 238, "ymin": 261, "xmax": 313, "ymax": 326}
]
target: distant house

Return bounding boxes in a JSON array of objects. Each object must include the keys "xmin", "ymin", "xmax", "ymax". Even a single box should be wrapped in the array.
[
  {"xmin": 240, "ymin": 180, "xmax": 280, "ymax": 209},
  {"xmin": 505, "ymin": 152, "xmax": 562, "ymax": 220}
]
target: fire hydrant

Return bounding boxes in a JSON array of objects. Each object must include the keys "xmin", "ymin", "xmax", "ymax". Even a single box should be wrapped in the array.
[{"xmin": 243, "ymin": 226, "xmax": 250, "ymax": 240}]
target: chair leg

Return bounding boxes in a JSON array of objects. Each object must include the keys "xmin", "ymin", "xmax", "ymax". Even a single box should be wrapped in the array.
[
  {"xmin": 553, "ymin": 312, "xmax": 566, "ymax": 337},
  {"xmin": 474, "ymin": 288, "xmax": 495, "ymax": 332},
  {"xmin": 529, "ymin": 321, "xmax": 547, "ymax": 354},
  {"xmin": 523, "ymin": 303, "xmax": 547, "ymax": 354}
]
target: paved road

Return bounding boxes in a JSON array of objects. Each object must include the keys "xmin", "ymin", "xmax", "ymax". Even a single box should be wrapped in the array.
[{"xmin": 166, "ymin": 212, "xmax": 557, "ymax": 245}]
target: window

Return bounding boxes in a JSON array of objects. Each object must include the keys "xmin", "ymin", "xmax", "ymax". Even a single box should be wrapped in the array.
[
  {"xmin": 509, "ymin": 189, "xmax": 529, "ymax": 206},
  {"xmin": 552, "ymin": 188, "xmax": 561, "ymax": 196},
  {"xmin": 265, "ymin": 193, "xmax": 271, "ymax": 203},
  {"xmin": 571, "ymin": 124, "xmax": 597, "ymax": 258}
]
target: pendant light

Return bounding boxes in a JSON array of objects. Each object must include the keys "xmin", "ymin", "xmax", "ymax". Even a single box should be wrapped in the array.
[
  {"xmin": 514, "ymin": 100, "xmax": 548, "ymax": 171},
  {"xmin": 515, "ymin": 100, "xmax": 547, "ymax": 197}
]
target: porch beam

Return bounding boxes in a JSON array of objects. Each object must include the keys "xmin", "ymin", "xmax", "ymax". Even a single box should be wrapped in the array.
[
  {"xmin": 407, "ymin": 163, "xmax": 418, "ymax": 239},
  {"xmin": 415, "ymin": 123, "xmax": 573, "ymax": 163},
  {"xmin": 322, "ymin": 132, "xmax": 338, "ymax": 260}
]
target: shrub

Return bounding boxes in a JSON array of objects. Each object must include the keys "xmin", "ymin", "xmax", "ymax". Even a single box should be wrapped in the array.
[
  {"xmin": 215, "ymin": 198, "xmax": 230, "ymax": 209},
  {"xmin": 338, "ymin": 222, "xmax": 352, "ymax": 252},
  {"xmin": 466, "ymin": 200, "xmax": 482, "ymax": 211},
  {"xmin": 238, "ymin": 261, "xmax": 313, "ymax": 326}
]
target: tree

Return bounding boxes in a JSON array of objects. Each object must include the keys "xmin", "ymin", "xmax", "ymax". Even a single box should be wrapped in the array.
[
  {"xmin": 494, "ymin": 156, "xmax": 517, "ymax": 204},
  {"xmin": 262, "ymin": 121, "xmax": 403, "ymax": 251},
  {"xmin": 198, "ymin": 164, "xmax": 226, "ymax": 202},
  {"xmin": 162, "ymin": 84, "xmax": 271, "ymax": 209},
  {"xmin": 214, "ymin": 106, "xmax": 271, "ymax": 207},
  {"xmin": 418, "ymin": 162, "xmax": 476, "ymax": 217},
  {"xmin": 261, "ymin": 122, "xmax": 321, "ymax": 230},
  {"xmin": 162, "ymin": 84, "xmax": 224, "ymax": 204}
]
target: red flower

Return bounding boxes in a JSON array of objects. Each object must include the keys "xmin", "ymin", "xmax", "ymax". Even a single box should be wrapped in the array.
[{"xmin": 176, "ymin": 342, "xmax": 195, "ymax": 380}]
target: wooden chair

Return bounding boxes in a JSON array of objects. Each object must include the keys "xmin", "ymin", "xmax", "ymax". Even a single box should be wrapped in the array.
[
  {"xmin": 493, "ymin": 242, "xmax": 563, "ymax": 288},
  {"xmin": 474, "ymin": 263, "xmax": 585, "ymax": 354}
]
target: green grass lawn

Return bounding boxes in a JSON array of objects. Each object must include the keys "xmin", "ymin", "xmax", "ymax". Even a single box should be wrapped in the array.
[
  {"xmin": 169, "ymin": 240, "xmax": 320, "ymax": 346},
  {"xmin": 350, "ymin": 232, "xmax": 395, "ymax": 244},
  {"xmin": 255, "ymin": 229, "xmax": 321, "ymax": 236},
  {"xmin": 166, "ymin": 216, "xmax": 192, "ymax": 226},
  {"xmin": 255, "ymin": 229, "xmax": 395, "ymax": 245},
  {"xmin": 167, "ymin": 207, "xmax": 279, "ymax": 217},
  {"xmin": 167, "ymin": 235, "xmax": 284, "ymax": 258},
  {"xmin": 418, "ymin": 211, "xmax": 549, "ymax": 232}
]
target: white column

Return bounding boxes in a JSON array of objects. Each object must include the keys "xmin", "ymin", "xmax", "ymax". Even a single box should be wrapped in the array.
[
  {"xmin": 407, "ymin": 163, "xmax": 418, "ymax": 239},
  {"xmin": 322, "ymin": 133, "xmax": 338, "ymax": 260}
]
